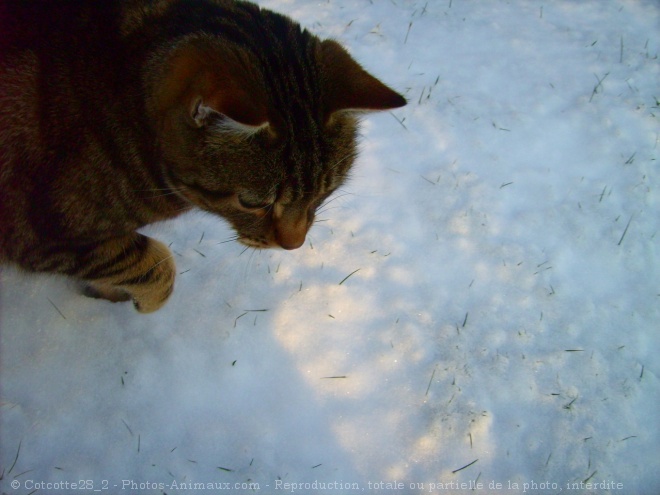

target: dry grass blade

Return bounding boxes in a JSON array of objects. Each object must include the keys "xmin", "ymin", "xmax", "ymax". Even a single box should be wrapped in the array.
[{"xmin": 339, "ymin": 269, "xmax": 360, "ymax": 286}]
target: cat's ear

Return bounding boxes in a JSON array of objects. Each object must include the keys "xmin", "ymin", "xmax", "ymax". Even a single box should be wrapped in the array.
[
  {"xmin": 190, "ymin": 91, "xmax": 269, "ymax": 136},
  {"xmin": 320, "ymin": 39, "xmax": 407, "ymax": 117},
  {"xmin": 152, "ymin": 40, "xmax": 270, "ymax": 133},
  {"xmin": 188, "ymin": 68, "xmax": 270, "ymax": 134},
  {"xmin": 189, "ymin": 99, "xmax": 269, "ymax": 138}
]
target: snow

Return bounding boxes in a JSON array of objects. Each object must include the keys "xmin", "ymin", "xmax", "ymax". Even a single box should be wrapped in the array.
[{"xmin": 1, "ymin": 1, "xmax": 659, "ymax": 494}]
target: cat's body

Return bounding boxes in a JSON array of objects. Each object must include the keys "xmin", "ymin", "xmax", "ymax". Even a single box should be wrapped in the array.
[{"xmin": 0, "ymin": 0, "xmax": 405, "ymax": 312}]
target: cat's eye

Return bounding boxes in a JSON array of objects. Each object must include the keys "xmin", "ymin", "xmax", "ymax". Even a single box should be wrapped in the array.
[{"xmin": 237, "ymin": 193, "xmax": 274, "ymax": 211}]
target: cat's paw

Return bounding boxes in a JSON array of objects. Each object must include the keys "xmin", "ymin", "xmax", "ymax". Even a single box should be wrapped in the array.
[
  {"xmin": 127, "ymin": 240, "xmax": 176, "ymax": 313},
  {"xmin": 80, "ymin": 235, "xmax": 176, "ymax": 313},
  {"xmin": 132, "ymin": 283, "xmax": 173, "ymax": 313}
]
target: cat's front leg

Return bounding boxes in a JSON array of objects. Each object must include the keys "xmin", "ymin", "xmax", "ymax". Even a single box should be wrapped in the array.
[{"xmin": 80, "ymin": 233, "xmax": 175, "ymax": 313}]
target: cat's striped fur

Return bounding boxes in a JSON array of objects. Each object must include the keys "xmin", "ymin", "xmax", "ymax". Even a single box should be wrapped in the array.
[{"xmin": 0, "ymin": 0, "xmax": 406, "ymax": 312}]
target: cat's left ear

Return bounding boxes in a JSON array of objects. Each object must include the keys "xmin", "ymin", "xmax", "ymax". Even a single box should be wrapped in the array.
[
  {"xmin": 190, "ymin": 89, "xmax": 269, "ymax": 136},
  {"xmin": 320, "ymin": 39, "xmax": 407, "ymax": 117},
  {"xmin": 189, "ymin": 65, "xmax": 270, "ymax": 134},
  {"xmin": 151, "ymin": 39, "xmax": 270, "ymax": 134}
]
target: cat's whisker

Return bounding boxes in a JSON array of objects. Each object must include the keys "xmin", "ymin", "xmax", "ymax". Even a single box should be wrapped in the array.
[
  {"xmin": 150, "ymin": 253, "xmax": 177, "ymax": 269},
  {"xmin": 316, "ymin": 206, "xmax": 343, "ymax": 218},
  {"xmin": 243, "ymin": 246, "xmax": 260, "ymax": 279},
  {"xmin": 134, "ymin": 186, "xmax": 187, "ymax": 197},
  {"xmin": 254, "ymin": 203, "xmax": 275, "ymax": 215},
  {"xmin": 266, "ymin": 183, "xmax": 280, "ymax": 198},
  {"xmin": 143, "ymin": 190, "xmax": 184, "ymax": 199},
  {"xmin": 218, "ymin": 235, "xmax": 240, "ymax": 245},
  {"xmin": 241, "ymin": 207, "xmax": 274, "ymax": 231},
  {"xmin": 316, "ymin": 193, "xmax": 353, "ymax": 217},
  {"xmin": 320, "ymin": 192, "xmax": 353, "ymax": 208},
  {"xmin": 328, "ymin": 151, "xmax": 358, "ymax": 172}
]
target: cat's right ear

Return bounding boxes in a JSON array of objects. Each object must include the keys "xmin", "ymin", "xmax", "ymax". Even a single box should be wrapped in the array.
[{"xmin": 319, "ymin": 40, "xmax": 407, "ymax": 117}]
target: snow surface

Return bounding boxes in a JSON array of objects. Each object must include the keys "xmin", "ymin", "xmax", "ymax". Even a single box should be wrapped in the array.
[{"xmin": 1, "ymin": 1, "xmax": 659, "ymax": 494}]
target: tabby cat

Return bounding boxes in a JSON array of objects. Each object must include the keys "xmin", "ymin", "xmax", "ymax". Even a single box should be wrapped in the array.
[{"xmin": 0, "ymin": 0, "xmax": 406, "ymax": 313}]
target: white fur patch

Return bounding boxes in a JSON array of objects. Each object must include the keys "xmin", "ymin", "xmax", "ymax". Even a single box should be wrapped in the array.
[{"xmin": 212, "ymin": 115, "xmax": 269, "ymax": 139}]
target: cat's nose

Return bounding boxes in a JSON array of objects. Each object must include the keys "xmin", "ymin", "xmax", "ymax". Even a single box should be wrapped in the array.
[
  {"xmin": 279, "ymin": 238, "xmax": 305, "ymax": 250},
  {"xmin": 275, "ymin": 214, "xmax": 307, "ymax": 250},
  {"xmin": 277, "ymin": 231, "xmax": 306, "ymax": 250}
]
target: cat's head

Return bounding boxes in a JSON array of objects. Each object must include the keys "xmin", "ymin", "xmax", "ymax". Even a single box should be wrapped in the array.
[{"xmin": 147, "ymin": 24, "xmax": 405, "ymax": 250}]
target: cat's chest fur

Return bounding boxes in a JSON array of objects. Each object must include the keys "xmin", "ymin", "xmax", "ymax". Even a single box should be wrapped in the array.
[{"xmin": 0, "ymin": 0, "xmax": 405, "ymax": 312}]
